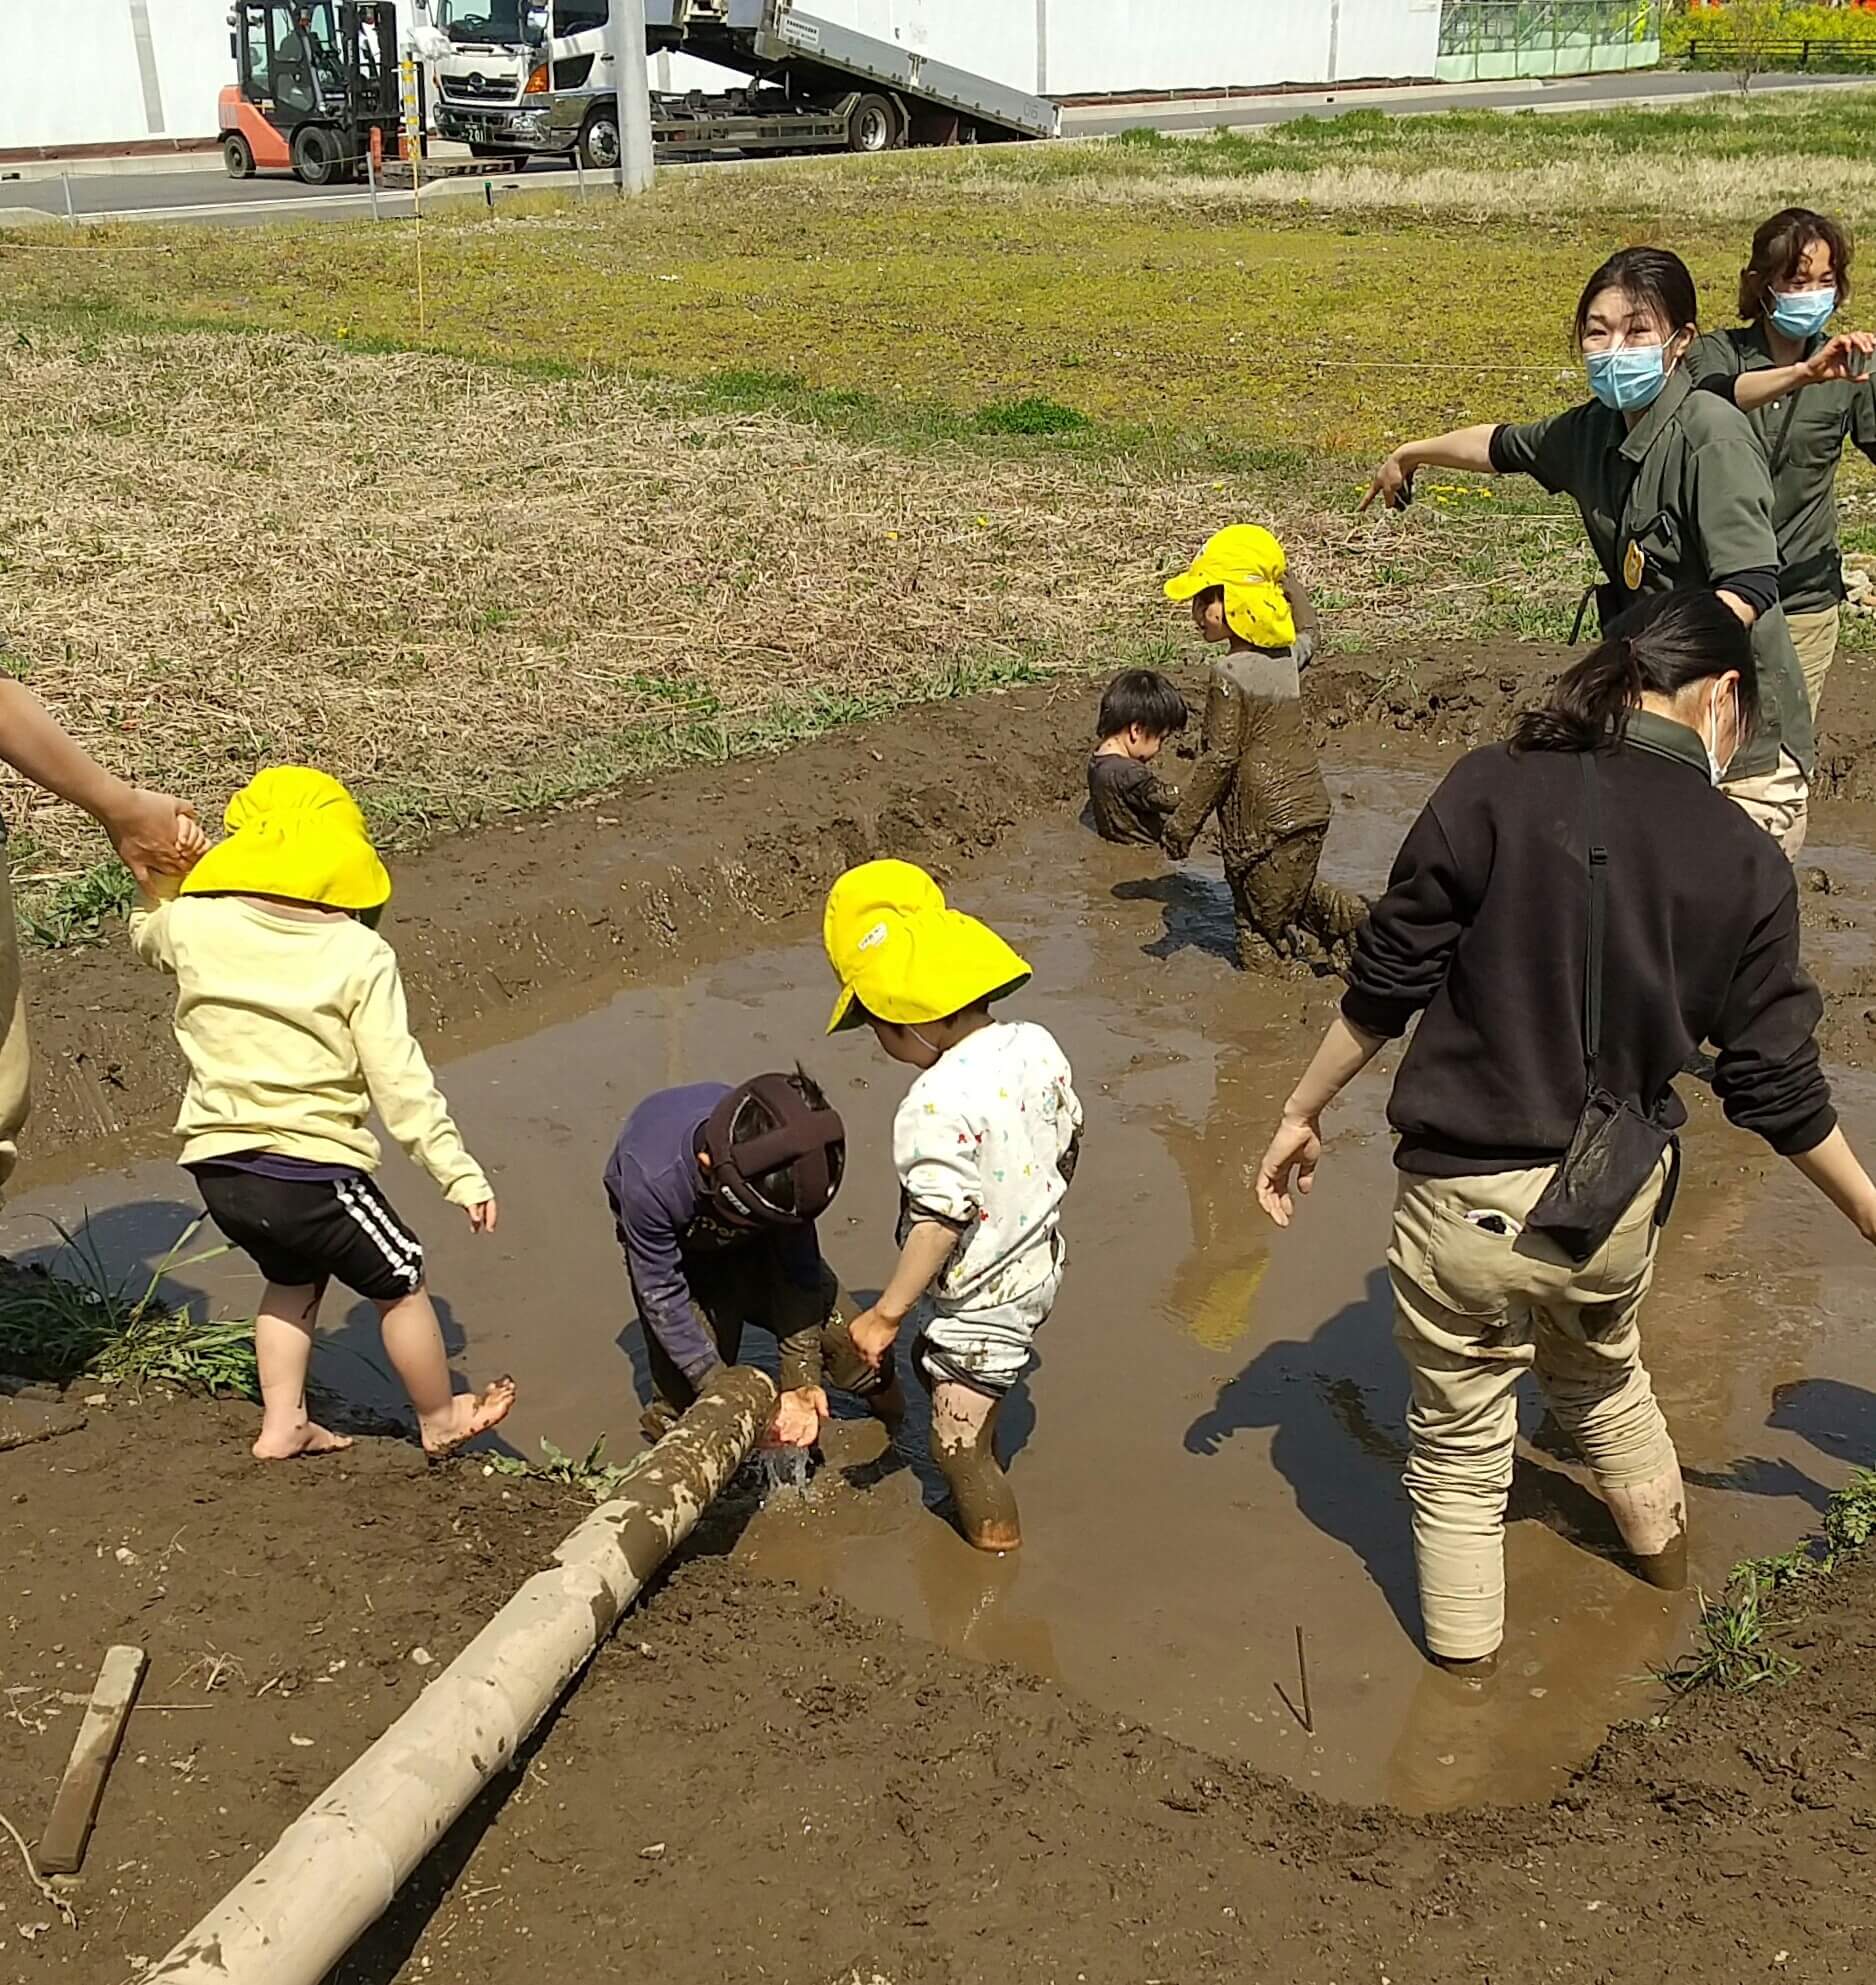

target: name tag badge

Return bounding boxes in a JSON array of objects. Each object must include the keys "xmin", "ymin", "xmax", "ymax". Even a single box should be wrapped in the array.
[{"xmin": 1623, "ymin": 539, "xmax": 1646, "ymax": 592}]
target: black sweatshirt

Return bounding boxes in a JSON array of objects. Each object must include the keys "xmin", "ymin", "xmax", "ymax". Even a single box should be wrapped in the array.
[{"xmin": 1343, "ymin": 713, "xmax": 1835, "ymax": 1177}]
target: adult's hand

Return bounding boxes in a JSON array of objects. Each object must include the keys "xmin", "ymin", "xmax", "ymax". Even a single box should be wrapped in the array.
[
  {"xmin": 1361, "ymin": 453, "xmax": 1413, "ymax": 514},
  {"xmin": 1800, "ymin": 330, "xmax": 1876, "ymax": 387},
  {"xmin": 771, "ymin": 1384, "xmax": 829, "ymax": 1449},
  {"xmin": 105, "ymin": 787, "xmax": 204, "ymax": 887},
  {"xmin": 1256, "ymin": 1114, "xmax": 1323, "ymax": 1228}
]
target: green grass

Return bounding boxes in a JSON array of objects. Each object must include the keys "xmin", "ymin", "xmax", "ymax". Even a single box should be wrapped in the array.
[
  {"xmin": 14, "ymin": 860, "xmax": 137, "ymax": 949},
  {"xmin": 1657, "ymin": 1469, "xmax": 1876, "ymax": 1698},
  {"xmin": 0, "ymin": 1217, "xmax": 255, "ymax": 1397}
]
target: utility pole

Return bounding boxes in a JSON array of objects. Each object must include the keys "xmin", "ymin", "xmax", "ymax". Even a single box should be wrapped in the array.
[{"xmin": 607, "ymin": 0, "xmax": 656, "ymax": 195}]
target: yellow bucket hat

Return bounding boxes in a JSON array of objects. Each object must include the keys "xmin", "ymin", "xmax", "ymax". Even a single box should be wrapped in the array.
[
  {"xmin": 181, "ymin": 766, "xmax": 392, "ymax": 911},
  {"xmin": 1163, "ymin": 524, "xmax": 1297, "ymax": 649},
  {"xmin": 823, "ymin": 858, "xmax": 1031, "ymax": 1035}
]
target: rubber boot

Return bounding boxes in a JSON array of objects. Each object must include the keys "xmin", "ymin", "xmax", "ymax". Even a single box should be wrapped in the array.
[
  {"xmin": 1603, "ymin": 1463, "xmax": 1689, "ymax": 1591},
  {"xmin": 1430, "ymin": 1648, "xmax": 1500, "ymax": 1680}
]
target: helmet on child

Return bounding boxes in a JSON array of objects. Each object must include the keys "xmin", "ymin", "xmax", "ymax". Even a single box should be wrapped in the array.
[
  {"xmin": 699, "ymin": 1070, "xmax": 846, "ymax": 1229},
  {"xmin": 822, "ymin": 858, "xmax": 1031, "ymax": 1035},
  {"xmin": 180, "ymin": 766, "xmax": 391, "ymax": 912},
  {"xmin": 1163, "ymin": 524, "xmax": 1297, "ymax": 650}
]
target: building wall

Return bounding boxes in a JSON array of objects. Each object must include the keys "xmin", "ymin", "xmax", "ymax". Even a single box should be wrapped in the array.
[{"xmin": 2, "ymin": 0, "xmax": 1449, "ymax": 154}]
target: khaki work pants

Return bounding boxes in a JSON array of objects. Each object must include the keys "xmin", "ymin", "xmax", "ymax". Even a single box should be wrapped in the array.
[
  {"xmin": 0, "ymin": 857, "xmax": 31, "ymax": 1196},
  {"xmin": 1388, "ymin": 1157, "xmax": 1676, "ymax": 1661},
  {"xmin": 1786, "ymin": 604, "xmax": 1840, "ymax": 722},
  {"xmin": 1722, "ymin": 747, "xmax": 1809, "ymax": 863}
]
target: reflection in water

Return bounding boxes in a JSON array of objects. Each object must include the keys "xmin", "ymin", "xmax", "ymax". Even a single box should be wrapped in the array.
[{"xmin": 1151, "ymin": 1073, "xmax": 1272, "ymax": 1351}]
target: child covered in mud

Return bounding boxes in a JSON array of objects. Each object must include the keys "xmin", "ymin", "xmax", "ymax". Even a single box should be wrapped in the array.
[
  {"xmin": 130, "ymin": 768, "xmax": 513, "ymax": 1462},
  {"xmin": 1087, "ymin": 668, "xmax": 1188, "ymax": 845},
  {"xmin": 603, "ymin": 1070, "xmax": 902, "ymax": 1451},
  {"xmin": 824, "ymin": 859, "xmax": 1082, "ymax": 1553},
  {"xmin": 1160, "ymin": 525, "xmax": 1368, "ymax": 973}
]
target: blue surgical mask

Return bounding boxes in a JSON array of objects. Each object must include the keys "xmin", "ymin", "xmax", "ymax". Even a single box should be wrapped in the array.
[
  {"xmin": 1585, "ymin": 343, "xmax": 1669, "ymax": 413},
  {"xmin": 1769, "ymin": 287, "xmax": 1836, "ymax": 341}
]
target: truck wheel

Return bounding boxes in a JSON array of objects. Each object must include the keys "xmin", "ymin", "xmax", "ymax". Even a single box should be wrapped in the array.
[
  {"xmin": 291, "ymin": 123, "xmax": 342, "ymax": 186},
  {"xmin": 578, "ymin": 110, "xmax": 621, "ymax": 172},
  {"xmin": 846, "ymin": 94, "xmax": 897, "ymax": 154},
  {"xmin": 223, "ymin": 133, "xmax": 255, "ymax": 180}
]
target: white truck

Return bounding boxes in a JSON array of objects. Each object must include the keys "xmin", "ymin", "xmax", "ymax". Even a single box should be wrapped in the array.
[{"xmin": 416, "ymin": 0, "xmax": 1056, "ymax": 171}]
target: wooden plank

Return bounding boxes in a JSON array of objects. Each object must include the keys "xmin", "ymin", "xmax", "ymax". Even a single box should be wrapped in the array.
[{"xmin": 35, "ymin": 1644, "xmax": 147, "ymax": 1875}]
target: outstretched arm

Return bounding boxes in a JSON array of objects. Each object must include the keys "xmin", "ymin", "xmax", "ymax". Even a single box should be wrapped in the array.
[
  {"xmin": 1729, "ymin": 332, "xmax": 1876, "ymax": 414},
  {"xmin": 1255, "ymin": 1015, "xmax": 1388, "ymax": 1226},
  {"xmin": 1362, "ymin": 424, "xmax": 1501, "ymax": 513}
]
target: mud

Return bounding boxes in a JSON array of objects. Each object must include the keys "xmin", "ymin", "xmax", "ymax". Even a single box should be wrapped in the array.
[{"xmin": 8, "ymin": 638, "xmax": 1876, "ymax": 1980}]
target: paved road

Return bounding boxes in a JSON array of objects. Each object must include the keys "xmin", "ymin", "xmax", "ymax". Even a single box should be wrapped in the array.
[{"xmin": 1, "ymin": 69, "xmax": 1869, "ymax": 228}]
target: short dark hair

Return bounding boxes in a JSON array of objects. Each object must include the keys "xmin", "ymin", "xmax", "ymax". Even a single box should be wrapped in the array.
[
  {"xmin": 1510, "ymin": 590, "xmax": 1758, "ymax": 755},
  {"xmin": 1097, "ymin": 668, "xmax": 1188, "ymax": 741},
  {"xmin": 1739, "ymin": 207, "xmax": 1853, "ymax": 321},
  {"xmin": 1573, "ymin": 246, "xmax": 1699, "ymax": 348}
]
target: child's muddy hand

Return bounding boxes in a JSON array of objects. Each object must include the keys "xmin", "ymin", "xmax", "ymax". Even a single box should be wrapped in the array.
[
  {"xmin": 467, "ymin": 1198, "xmax": 499, "ymax": 1234},
  {"xmin": 1256, "ymin": 1116, "xmax": 1322, "ymax": 1229},
  {"xmin": 771, "ymin": 1385, "xmax": 828, "ymax": 1449},
  {"xmin": 848, "ymin": 1307, "xmax": 900, "ymax": 1372}
]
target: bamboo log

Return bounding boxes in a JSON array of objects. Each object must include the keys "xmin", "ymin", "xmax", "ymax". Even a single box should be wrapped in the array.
[{"xmin": 145, "ymin": 1365, "xmax": 775, "ymax": 1985}]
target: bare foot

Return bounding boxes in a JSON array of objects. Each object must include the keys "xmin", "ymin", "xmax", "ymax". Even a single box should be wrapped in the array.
[
  {"xmin": 421, "ymin": 1376, "xmax": 517, "ymax": 1458},
  {"xmin": 252, "ymin": 1420, "xmax": 355, "ymax": 1461}
]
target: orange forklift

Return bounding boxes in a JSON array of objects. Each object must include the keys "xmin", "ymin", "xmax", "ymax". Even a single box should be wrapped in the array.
[{"xmin": 220, "ymin": 2, "xmax": 403, "ymax": 185}]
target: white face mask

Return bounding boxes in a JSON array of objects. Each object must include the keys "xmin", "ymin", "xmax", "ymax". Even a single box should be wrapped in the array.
[{"xmin": 1704, "ymin": 681, "xmax": 1738, "ymax": 785}]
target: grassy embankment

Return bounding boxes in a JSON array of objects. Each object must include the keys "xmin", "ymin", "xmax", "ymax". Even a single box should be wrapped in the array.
[{"xmin": 2, "ymin": 91, "xmax": 1874, "ymax": 932}]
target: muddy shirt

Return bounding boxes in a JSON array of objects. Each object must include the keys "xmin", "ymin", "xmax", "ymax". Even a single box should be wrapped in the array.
[
  {"xmin": 1689, "ymin": 324, "xmax": 1876, "ymax": 615},
  {"xmin": 1489, "ymin": 367, "xmax": 1812, "ymax": 780},
  {"xmin": 1087, "ymin": 753, "xmax": 1180, "ymax": 845},
  {"xmin": 603, "ymin": 1082, "xmax": 824, "ymax": 1387},
  {"xmin": 1163, "ymin": 648, "xmax": 1331, "ymax": 868}
]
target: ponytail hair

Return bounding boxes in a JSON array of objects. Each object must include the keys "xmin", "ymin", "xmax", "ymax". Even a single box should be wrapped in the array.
[{"xmin": 1510, "ymin": 590, "xmax": 1758, "ymax": 754}]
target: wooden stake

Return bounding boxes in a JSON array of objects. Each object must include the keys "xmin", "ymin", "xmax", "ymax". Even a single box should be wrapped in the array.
[
  {"xmin": 1295, "ymin": 1625, "xmax": 1314, "ymax": 1737},
  {"xmin": 36, "ymin": 1645, "xmax": 147, "ymax": 1875}
]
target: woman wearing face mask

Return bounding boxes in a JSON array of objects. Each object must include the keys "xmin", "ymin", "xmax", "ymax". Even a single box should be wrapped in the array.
[
  {"xmin": 1689, "ymin": 208, "xmax": 1876, "ymax": 721},
  {"xmin": 1251, "ymin": 589, "xmax": 1876, "ymax": 1676},
  {"xmin": 1364, "ymin": 246, "xmax": 1813, "ymax": 858}
]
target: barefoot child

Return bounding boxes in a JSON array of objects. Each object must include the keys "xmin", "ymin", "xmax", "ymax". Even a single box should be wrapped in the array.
[
  {"xmin": 1160, "ymin": 526, "xmax": 1368, "ymax": 972},
  {"xmin": 1087, "ymin": 668, "xmax": 1188, "ymax": 845},
  {"xmin": 130, "ymin": 768, "xmax": 513, "ymax": 1461},
  {"xmin": 824, "ymin": 860, "xmax": 1082, "ymax": 1552}
]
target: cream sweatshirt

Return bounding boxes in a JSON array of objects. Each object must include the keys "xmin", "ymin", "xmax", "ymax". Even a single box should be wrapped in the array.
[{"xmin": 129, "ymin": 895, "xmax": 491, "ymax": 1206}]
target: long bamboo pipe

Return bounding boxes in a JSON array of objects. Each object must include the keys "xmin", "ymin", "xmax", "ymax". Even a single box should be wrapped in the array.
[{"xmin": 145, "ymin": 1365, "xmax": 776, "ymax": 1984}]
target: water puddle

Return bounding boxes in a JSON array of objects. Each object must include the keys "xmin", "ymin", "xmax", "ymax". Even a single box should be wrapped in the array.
[{"xmin": 10, "ymin": 757, "xmax": 1876, "ymax": 1812}]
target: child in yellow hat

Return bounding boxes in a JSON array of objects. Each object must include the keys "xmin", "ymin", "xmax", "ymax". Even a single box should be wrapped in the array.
[
  {"xmin": 824, "ymin": 859, "xmax": 1082, "ymax": 1552},
  {"xmin": 1159, "ymin": 525, "xmax": 1368, "ymax": 973},
  {"xmin": 130, "ymin": 767, "xmax": 514, "ymax": 1462}
]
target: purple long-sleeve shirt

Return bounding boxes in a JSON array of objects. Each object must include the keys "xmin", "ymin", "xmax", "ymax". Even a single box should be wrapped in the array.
[{"xmin": 603, "ymin": 1082, "xmax": 824, "ymax": 1385}]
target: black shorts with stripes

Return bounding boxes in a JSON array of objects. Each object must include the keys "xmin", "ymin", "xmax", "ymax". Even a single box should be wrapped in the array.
[{"xmin": 193, "ymin": 1167, "xmax": 426, "ymax": 1302}]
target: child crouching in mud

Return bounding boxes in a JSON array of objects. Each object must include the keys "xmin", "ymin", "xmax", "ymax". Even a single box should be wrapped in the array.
[
  {"xmin": 131, "ymin": 768, "xmax": 513, "ymax": 1462},
  {"xmin": 824, "ymin": 859, "xmax": 1082, "ymax": 1552},
  {"xmin": 1160, "ymin": 525, "xmax": 1368, "ymax": 973}
]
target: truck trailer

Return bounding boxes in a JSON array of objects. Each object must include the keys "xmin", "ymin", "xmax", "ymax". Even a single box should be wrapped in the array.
[{"xmin": 416, "ymin": 0, "xmax": 1056, "ymax": 170}]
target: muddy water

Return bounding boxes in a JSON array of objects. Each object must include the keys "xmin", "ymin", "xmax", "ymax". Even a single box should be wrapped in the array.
[{"xmin": 11, "ymin": 760, "xmax": 1876, "ymax": 1812}]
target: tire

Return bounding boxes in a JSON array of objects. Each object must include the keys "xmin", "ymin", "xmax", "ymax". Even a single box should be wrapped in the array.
[
  {"xmin": 291, "ymin": 123, "xmax": 341, "ymax": 187},
  {"xmin": 222, "ymin": 132, "xmax": 255, "ymax": 180},
  {"xmin": 578, "ymin": 110, "xmax": 621, "ymax": 173},
  {"xmin": 846, "ymin": 93, "xmax": 897, "ymax": 154}
]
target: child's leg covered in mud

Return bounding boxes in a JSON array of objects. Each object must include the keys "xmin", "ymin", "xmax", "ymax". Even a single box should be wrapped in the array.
[
  {"xmin": 928, "ymin": 1375, "xmax": 1020, "ymax": 1552},
  {"xmin": 377, "ymin": 1285, "xmax": 516, "ymax": 1458},
  {"xmin": 1226, "ymin": 826, "xmax": 1327, "ymax": 972}
]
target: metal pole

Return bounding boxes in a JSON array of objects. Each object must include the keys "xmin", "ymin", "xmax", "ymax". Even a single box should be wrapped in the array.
[
  {"xmin": 61, "ymin": 172, "xmax": 74, "ymax": 227},
  {"xmin": 365, "ymin": 142, "xmax": 381, "ymax": 222},
  {"xmin": 607, "ymin": 0, "xmax": 655, "ymax": 196}
]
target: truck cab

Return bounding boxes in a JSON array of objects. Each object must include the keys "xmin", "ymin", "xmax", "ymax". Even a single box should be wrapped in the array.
[{"xmin": 417, "ymin": 0, "xmax": 609, "ymax": 158}]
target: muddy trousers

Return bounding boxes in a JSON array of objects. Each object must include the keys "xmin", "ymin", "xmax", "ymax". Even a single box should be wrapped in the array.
[
  {"xmin": 1786, "ymin": 604, "xmax": 1839, "ymax": 721},
  {"xmin": 1225, "ymin": 827, "xmax": 1367, "ymax": 972},
  {"xmin": 1721, "ymin": 748, "xmax": 1809, "ymax": 863},
  {"xmin": 632, "ymin": 1247, "xmax": 886, "ymax": 1435},
  {"xmin": 1387, "ymin": 1157, "xmax": 1679, "ymax": 1662}
]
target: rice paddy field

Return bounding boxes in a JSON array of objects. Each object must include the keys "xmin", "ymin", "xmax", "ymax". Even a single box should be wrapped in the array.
[{"xmin": 2, "ymin": 86, "xmax": 1874, "ymax": 921}]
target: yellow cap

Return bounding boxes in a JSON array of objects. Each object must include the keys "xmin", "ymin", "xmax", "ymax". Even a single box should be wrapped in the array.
[
  {"xmin": 822, "ymin": 858, "xmax": 1031, "ymax": 1035},
  {"xmin": 1163, "ymin": 524, "xmax": 1297, "ymax": 649},
  {"xmin": 181, "ymin": 766, "xmax": 392, "ymax": 911}
]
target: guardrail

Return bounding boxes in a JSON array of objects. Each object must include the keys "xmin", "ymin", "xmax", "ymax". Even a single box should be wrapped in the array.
[{"xmin": 1678, "ymin": 37, "xmax": 1876, "ymax": 69}]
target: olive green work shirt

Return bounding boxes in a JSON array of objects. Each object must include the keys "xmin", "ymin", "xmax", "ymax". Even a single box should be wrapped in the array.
[
  {"xmin": 1688, "ymin": 323, "xmax": 1876, "ymax": 616},
  {"xmin": 1491, "ymin": 366, "xmax": 1811, "ymax": 779}
]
